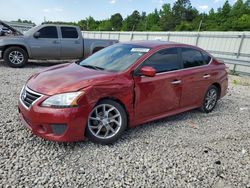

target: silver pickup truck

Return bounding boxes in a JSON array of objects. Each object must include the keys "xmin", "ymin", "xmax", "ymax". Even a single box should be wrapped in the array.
[{"xmin": 0, "ymin": 21, "xmax": 118, "ymax": 68}]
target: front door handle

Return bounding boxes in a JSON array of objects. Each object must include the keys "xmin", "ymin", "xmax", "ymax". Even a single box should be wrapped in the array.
[
  {"xmin": 203, "ymin": 74, "xmax": 211, "ymax": 78},
  {"xmin": 171, "ymin": 80, "xmax": 182, "ymax": 85},
  {"xmin": 75, "ymin": 41, "xmax": 80, "ymax": 44}
]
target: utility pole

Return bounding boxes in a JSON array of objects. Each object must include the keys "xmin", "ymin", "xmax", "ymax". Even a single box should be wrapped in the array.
[
  {"xmin": 132, "ymin": 24, "xmax": 135, "ymax": 32},
  {"xmin": 198, "ymin": 19, "xmax": 203, "ymax": 32}
]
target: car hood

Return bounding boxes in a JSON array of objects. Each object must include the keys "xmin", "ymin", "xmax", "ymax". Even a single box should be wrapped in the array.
[
  {"xmin": 27, "ymin": 63, "xmax": 116, "ymax": 95},
  {"xmin": 0, "ymin": 35, "xmax": 24, "ymax": 39},
  {"xmin": 0, "ymin": 20, "xmax": 23, "ymax": 36}
]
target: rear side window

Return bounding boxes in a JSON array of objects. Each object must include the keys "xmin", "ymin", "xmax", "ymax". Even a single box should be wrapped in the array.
[
  {"xmin": 143, "ymin": 48, "xmax": 181, "ymax": 73},
  {"xmin": 202, "ymin": 52, "xmax": 212, "ymax": 64},
  {"xmin": 37, "ymin": 26, "xmax": 58, "ymax": 38},
  {"xmin": 182, "ymin": 48, "xmax": 205, "ymax": 68},
  {"xmin": 61, "ymin": 27, "xmax": 78, "ymax": 38}
]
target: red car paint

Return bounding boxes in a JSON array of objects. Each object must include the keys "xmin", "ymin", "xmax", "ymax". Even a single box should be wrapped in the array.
[{"xmin": 18, "ymin": 41, "xmax": 228, "ymax": 142}]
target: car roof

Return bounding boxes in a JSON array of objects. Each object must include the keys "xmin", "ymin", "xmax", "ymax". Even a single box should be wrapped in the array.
[
  {"xmin": 122, "ymin": 40, "xmax": 184, "ymax": 48},
  {"xmin": 41, "ymin": 24, "xmax": 79, "ymax": 28},
  {"xmin": 122, "ymin": 40, "xmax": 206, "ymax": 53}
]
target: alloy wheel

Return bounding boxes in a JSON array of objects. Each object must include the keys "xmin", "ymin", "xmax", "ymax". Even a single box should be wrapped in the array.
[
  {"xmin": 9, "ymin": 51, "xmax": 24, "ymax": 64},
  {"xmin": 88, "ymin": 104, "xmax": 122, "ymax": 139},
  {"xmin": 204, "ymin": 88, "xmax": 218, "ymax": 111}
]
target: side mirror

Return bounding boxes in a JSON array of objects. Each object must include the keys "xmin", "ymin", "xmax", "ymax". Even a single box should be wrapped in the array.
[
  {"xmin": 140, "ymin": 66, "xmax": 156, "ymax": 77},
  {"xmin": 33, "ymin": 32, "xmax": 40, "ymax": 38}
]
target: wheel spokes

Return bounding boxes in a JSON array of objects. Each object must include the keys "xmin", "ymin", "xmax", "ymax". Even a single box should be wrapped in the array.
[
  {"xmin": 205, "ymin": 89, "xmax": 217, "ymax": 110},
  {"xmin": 9, "ymin": 51, "xmax": 24, "ymax": 64},
  {"xmin": 88, "ymin": 104, "xmax": 122, "ymax": 139},
  {"xmin": 95, "ymin": 124, "xmax": 104, "ymax": 135}
]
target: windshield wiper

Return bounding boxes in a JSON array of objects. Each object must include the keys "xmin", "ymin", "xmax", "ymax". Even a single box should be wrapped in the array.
[{"xmin": 81, "ymin": 64, "xmax": 105, "ymax": 71}]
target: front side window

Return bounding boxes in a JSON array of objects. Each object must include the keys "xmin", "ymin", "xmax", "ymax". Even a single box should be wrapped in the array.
[
  {"xmin": 182, "ymin": 48, "xmax": 205, "ymax": 68},
  {"xmin": 79, "ymin": 44, "xmax": 149, "ymax": 72},
  {"xmin": 61, "ymin": 27, "xmax": 78, "ymax": 38},
  {"xmin": 37, "ymin": 26, "xmax": 58, "ymax": 38},
  {"xmin": 142, "ymin": 48, "xmax": 181, "ymax": 73}
]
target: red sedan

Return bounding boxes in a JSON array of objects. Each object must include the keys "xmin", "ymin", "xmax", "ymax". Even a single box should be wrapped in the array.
[{"xmin": 18, "ymin": 41, "xmax": 228, "ymax": 144}]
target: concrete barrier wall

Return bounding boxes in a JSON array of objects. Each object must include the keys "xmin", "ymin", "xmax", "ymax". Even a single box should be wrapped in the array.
[{"xmin": 83, "ymin": 31, "xmax": 250, "ymax": 75}]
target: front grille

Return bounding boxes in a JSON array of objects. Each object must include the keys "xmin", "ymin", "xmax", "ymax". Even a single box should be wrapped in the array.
[{"xmin": 20, "ymin": 87, "xmax": 42, "ymax": 108}]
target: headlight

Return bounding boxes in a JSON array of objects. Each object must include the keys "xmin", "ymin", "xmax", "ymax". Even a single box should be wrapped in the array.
[{"xmin": 41, "ymin": 92, "xmax": 83, "ymax": 108}]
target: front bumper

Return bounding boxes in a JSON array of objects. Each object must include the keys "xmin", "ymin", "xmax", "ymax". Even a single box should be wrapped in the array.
[{"xmin": 18, "ymin": 96, "xmax": 90, "ymax": 142}]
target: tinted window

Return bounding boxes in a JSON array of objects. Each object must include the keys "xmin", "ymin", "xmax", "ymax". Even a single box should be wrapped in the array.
[
  {"xmin": 37, "ymin": 26, "xmax": 58, "ymax": 38},
  {"xmin": 142, "ymin": 48, "xmax": 181, "ymax": 73},
  {"xmin": 182, "ymin": 48, "xmax": 205, "ymax": 68},
  {"xmin": 202, "ymin": 52, "xmax": 212, "ymax": 64},
  {"xmin": 61, "ymin": 27, "xmax": 78, "ymax": 38}
]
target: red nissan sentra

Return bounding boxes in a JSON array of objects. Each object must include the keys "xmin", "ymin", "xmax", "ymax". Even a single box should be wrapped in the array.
[{"xmin": 18, "ymin": 41, "xmax": 228, "ymax": 144}]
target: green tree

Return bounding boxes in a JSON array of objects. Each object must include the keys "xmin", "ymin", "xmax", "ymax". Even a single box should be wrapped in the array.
[
  {"xmin": 86, "ymin": 16, "xmax": 98, "ymax": 30},
  {"xmin": 159, "ymin": 4, "xmax": 175, "ymax": 31},
  {"xmin": 122, "ymin": 10, "xmax": 141, "ymax": 31},
  {"xmin": 145, "ymin": 9, "xmax": 161, "ymax": 31},
  {"xmin": 16, "ymin": 19, "xmax": 36, "ymax": 26},
  {"xmin": 99, "ymin": 20, "xmax": 112, "ymax": 31},
  {"xmin": 18, "ymin": 0, "xmax": 250, "ymax": 32},
  {"xmin": 78, "ymin": 20, "xmax": 88, "ymax": 30},
  {"xmin": 231, "ymin": 14, "xmax": 250, "ymax": 31},
  {"xmin": 110, "ymin": 13, "xmax": 123, "ymax": 31},
  {"xmin": 172, "ymin": 0, "xmax": 198, "ymax": 24}
]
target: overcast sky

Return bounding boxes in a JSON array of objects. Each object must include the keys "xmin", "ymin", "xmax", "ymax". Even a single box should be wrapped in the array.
[{"xmin": 1, "ymin": 0, "xmax": 237, "ymax": 24}]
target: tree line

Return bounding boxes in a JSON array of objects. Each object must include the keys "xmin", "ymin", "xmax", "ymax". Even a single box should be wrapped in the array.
[{"xmin": 18, "ymin": 0, "xmax": 250, "ymax": 31}]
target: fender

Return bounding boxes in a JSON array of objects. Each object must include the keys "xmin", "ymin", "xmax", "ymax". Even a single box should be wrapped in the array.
[{"xmin": 1, "ymin": 38, "xmax": 31, "ymax": 58}]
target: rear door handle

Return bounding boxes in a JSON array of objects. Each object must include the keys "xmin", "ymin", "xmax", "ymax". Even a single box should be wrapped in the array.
[
  {"xmin": 171, "ymin": 80, "xmax": 182, "ymax": 85},
  {"xmin": 203, "ymin": 74, "xmax": 211, "ymax": 78},
  {"xmin": 75, "ymin": 41, "xmax": 80, "ymax": 44}
]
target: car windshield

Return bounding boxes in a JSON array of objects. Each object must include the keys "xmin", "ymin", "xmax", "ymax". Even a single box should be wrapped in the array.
[{"xmin": 79, "ymin": 44, "xmax": 150, "ymax": 72}]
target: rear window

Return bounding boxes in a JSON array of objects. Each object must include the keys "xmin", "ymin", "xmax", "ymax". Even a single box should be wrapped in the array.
[
  {"xmin": 202, "ymin": 52, "xmax": 212, "ymax": 64},
  {"xmin": 182, "ymin": 48, "xmax": 206, "ymax": 68},
  {"xmin": 61, "ymin": 27, "xmax": 78, "ymax": 38}
]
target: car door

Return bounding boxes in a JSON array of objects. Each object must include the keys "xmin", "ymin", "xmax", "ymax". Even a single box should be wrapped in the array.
[
  {"xmin": 133, "ymin": 47, "xmax": 182, "ymax": 122},
  {"xmin": 179, "ymin": 47, "xmax": 212, "ymax": 108},
  {"xmin": 60, "ymin": 26, "xmax": 83, "ymax": 59},
  {"xmin": 29, "ymin": 26, "xmax": 60, "ymax": 59}
]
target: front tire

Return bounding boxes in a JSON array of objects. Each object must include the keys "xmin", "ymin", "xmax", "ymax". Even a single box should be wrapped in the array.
[
  {"xmin": 200, "ymin": 85, "xmax": 219, "ymax": 113},
  {"xmin": 3, "ymin": 47, "xmax": 28, "ymax": 68},
  {"xmin": 86, "ymin": 99, "xmax": 127, "ymax": 144}
]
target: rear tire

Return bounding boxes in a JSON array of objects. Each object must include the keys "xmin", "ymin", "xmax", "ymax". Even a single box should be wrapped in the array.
[
  {"xmin": 200, "ymin": 85, "xmax": 219, "ymax": 113},
  {"xmin": 3, "ymin": 47, "xmax": 28, "ymax": 68},
  {"xmin": 86, "ymin": 99, "xmax": 127, "ymax": 144}
]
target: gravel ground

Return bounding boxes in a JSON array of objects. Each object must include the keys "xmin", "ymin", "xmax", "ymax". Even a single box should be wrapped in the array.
[{"xmin": 0, "ymin": 61, "xmax": 249, "ymax": 188}]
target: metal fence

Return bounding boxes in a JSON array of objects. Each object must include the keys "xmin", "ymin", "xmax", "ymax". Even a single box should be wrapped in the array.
[{"xmin": 83, "ymin": 31, "xmax": 250, "ymax": 75}]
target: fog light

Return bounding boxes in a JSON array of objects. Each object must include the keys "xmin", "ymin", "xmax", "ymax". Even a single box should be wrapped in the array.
[{"xmin": 50, "ymin": 124, "xmax": 67, "ymax": 136}]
